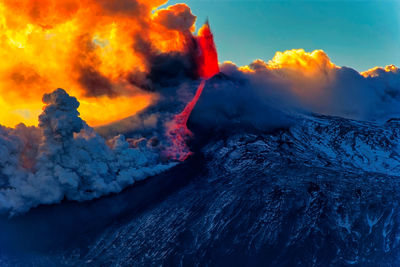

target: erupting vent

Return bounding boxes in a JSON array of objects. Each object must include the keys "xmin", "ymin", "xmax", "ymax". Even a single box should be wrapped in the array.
[{"xmin": 196, "ymin": 21, "xmax": 220, "ymax": 79}]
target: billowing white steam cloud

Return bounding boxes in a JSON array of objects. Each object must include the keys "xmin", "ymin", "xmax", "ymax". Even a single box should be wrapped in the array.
[
  {"xmin": 215, "ymin": 51, "xmax": 400, "ymax": 123},
  {"xmin": 0, "ymin": 89, "xmax": 175, "ymax": 215}
]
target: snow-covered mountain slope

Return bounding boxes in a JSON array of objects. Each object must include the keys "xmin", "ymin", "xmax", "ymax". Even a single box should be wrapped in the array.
[
  {"xmin": 287, "ymin": 114, "xmax": 400, "ymax": 176},
  {"xmin": 2, "ymin": 112, "xmax": 399, "ymax": 266}
]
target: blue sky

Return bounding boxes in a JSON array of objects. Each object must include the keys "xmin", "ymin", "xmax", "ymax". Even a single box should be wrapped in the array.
[{"xmin": 163, "ymin": 0, "xmax": 400, "ymax": 71}]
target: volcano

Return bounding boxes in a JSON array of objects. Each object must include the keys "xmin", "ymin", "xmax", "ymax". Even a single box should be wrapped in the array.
[{"xmin": 1, "ymin": 1, "xmax": 400, "ymax": 266}]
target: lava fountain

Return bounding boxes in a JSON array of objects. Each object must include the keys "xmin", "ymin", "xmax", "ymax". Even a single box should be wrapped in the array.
[{"xmin": 196, "ymin": 20, "xmax": 220, "ymax": 79}]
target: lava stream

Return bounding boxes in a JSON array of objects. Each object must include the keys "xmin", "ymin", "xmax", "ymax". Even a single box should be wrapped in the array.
[{"xmin": 165, "ymin": 79, "xmax": 206, "ymax": 161}]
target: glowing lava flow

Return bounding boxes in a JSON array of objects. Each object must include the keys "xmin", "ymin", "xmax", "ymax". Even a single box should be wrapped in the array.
[
  {"xmin": 166, "ymin": 22, "xmax": 220, "ymax": 161},
  {"xmin": 165, "ymin": 79, "xmax": 206, "ymax": 161}
]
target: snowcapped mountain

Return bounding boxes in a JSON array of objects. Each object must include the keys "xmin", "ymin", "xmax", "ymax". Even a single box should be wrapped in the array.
[{"xmin": 1, "ymin": 109, "xmax": 400, "ymax": 266}]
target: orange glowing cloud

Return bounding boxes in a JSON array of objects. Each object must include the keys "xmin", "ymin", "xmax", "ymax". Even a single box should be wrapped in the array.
[
  {"xmin": 240, "ymin": 49, "xmax": 338, "ymax": 74},
  {"xmin": 266, "ymin": 49, "xmax": 337, "ymax": 74},
  {"xmin": 0, "ymin": 0, "xmax": 197, "ymax": 127},
  {"xmin": 361, "ymin": 65, "xmax": 399, "ymax": 78},
  {"xmin": 238, "ymin": 49, "xmax": 339, "ymax": 100}
]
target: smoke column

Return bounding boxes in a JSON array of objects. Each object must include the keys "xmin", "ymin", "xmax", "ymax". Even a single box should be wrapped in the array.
[{"xmin": 165, "ymin": 22, "xmax": 220, "ymax": 161}]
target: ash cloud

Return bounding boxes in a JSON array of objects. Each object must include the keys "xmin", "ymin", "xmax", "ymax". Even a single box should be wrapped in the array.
[
  {"xmin": 96, "ymin": 0, "xmax": 143, "ymax": 16},
  {"xmin": 128, "ymin": 3, "xmax": 199, "ymax": 93},
  {"xmin": 131, "ymin": 33, "xmax": 198, "ymax": 92},
  {"xmin": 78, "ymin": 67, "xmax": 114, "ymax": 97},
  {"xmin": 146, "ymin": 51, "xmax": 198, "ymax": 88},
  {"xmin": 152, "ymin": 4, "xmax": 197, "ymax": 32},
  {"xmin": 0, "ymin": 1, "xmax": 201, "ymax": 127}
]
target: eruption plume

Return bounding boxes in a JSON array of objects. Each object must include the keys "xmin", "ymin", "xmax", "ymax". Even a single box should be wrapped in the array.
[
  {"xmin": 0, "ymin": 1, "xmax": 197, "ymax": 127},
  {"xmin": 165, "ymin": 21, "xmax": 220, "ymax": 161}
]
